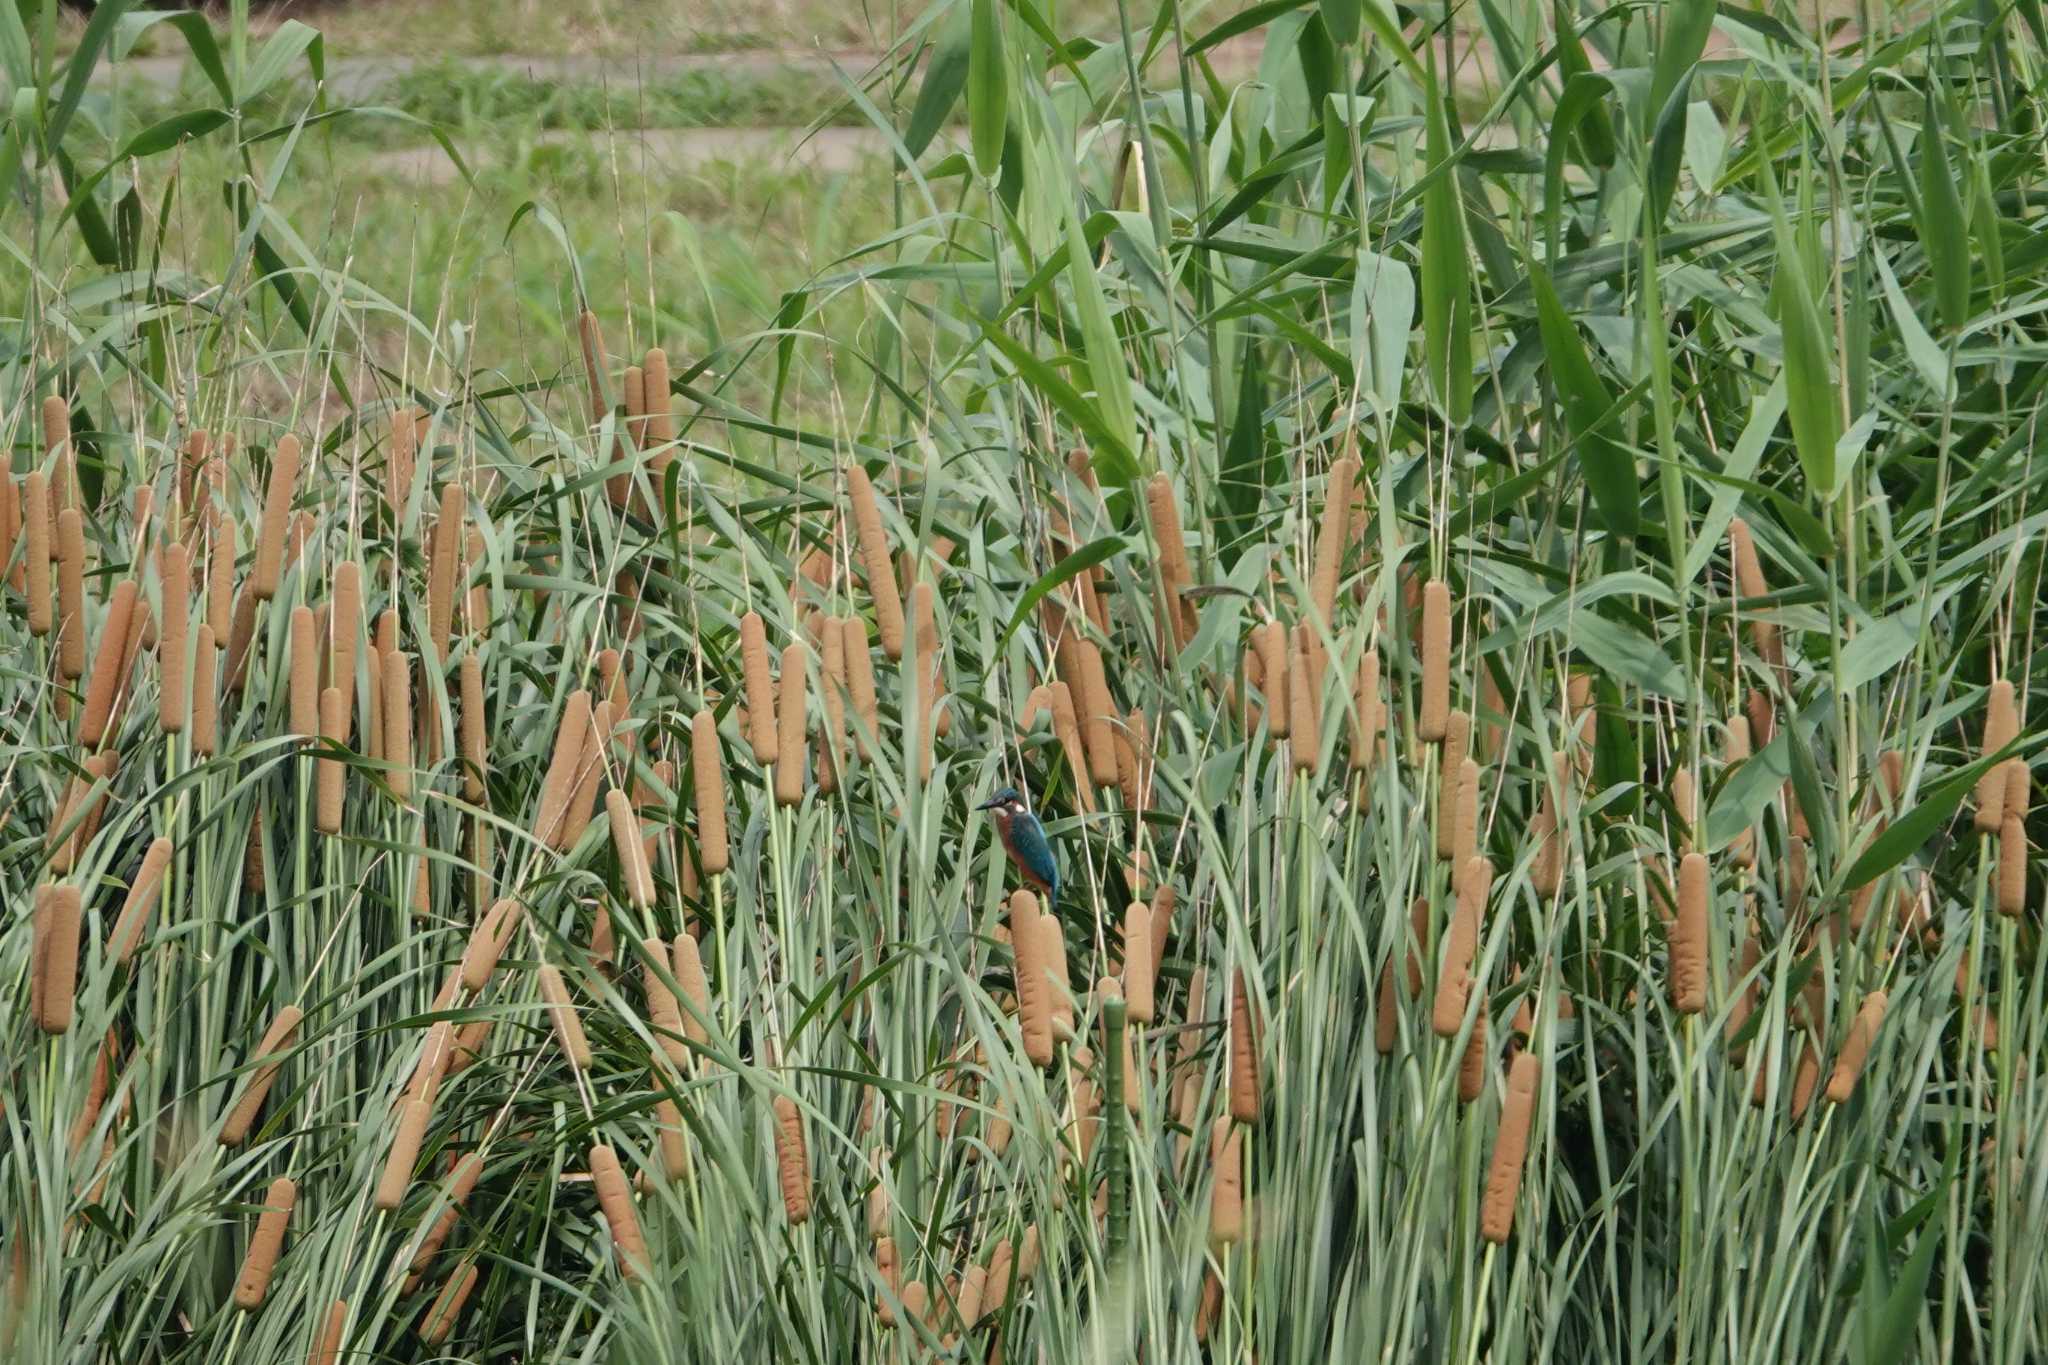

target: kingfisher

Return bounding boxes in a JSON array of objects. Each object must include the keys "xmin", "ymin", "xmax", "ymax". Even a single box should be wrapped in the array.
[{"xmin": 978, "ymin": 788, "xmax": 1060, "ymax": 904}]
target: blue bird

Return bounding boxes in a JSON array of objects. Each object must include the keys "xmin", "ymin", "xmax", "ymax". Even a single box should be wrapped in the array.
[{"xmin": 978, "ymin": 788, "xmax": 1059, "ymax": 904}]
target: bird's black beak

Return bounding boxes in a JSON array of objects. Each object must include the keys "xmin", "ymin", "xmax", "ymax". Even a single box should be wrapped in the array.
[{"xmin": 974, "ymin": 797, "xmax": 1001, "ymax": 811}]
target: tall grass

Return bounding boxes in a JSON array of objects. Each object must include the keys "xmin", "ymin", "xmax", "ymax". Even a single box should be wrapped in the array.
[{"xmin": 3, "ymin": 0, "xmax": 2046, "ymax": 1361}]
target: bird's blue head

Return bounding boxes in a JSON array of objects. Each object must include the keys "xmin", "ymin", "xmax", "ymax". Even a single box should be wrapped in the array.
[{"xmin": 977, "ymin": 787, "xmax": 1028, "ymax": 815}]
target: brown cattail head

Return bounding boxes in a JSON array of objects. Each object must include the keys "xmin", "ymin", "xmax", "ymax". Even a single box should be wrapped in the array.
[
  {"xmin": 32, "ymin": 884, "xmax": 83, "ymax": 1034},
  {"xmin": 1038, "ymin": 914, "xmax": 1074, "ymax": 1039},
  {"xmin": 1144, "ymin": 473, "xmax": 1197, "ymax": 648},
  {"xmin": 671, "ymin": 932, "xmax": 711, "ymax": 1048},
  {"xmin": 280, "ymin": 605, "xmax": 317, "ymax": 739},
  {"xmin": 534, "ymin": 690, "xmax": 592, "ymax": 847},
  {"xmin": 24, "ymin": 472, "xmax": 51, "ymax": 634},
  {"xmin": 56, "ymin": 507, "xmax": 85, "ymax": 678},
  {"xmin": 428, "ymin": 482, "xmax": 463, "ymax": 662},
  {"xmin": 1998, "ymin": 816, "xmax": 2028, "ymax": 916},
  {"xmin": 314, "ymin": 687, "xmax": 346, "ymax": 833},
  {"xmin": 590, "ymin": 1144, "xmax": 647, "ymax": 1276},
  {"xmin": 1728, "ymin": 517, "xmax": 1781, "ymax": 667},
  {"xmin": 1480, "ymin": 1051, "xmax": 1540, "ymax": 1243},
  {"xmin": 643, "ymin": 936, "xmax": 689, "ymax": 1069},
  {"xmin": 1010, "ymin": 890, "xmax": 1054, "ymax": 1067},
  {"xmin": 1121, "ymin": 902, "xmax": 1155, "ymax": 1024},
  {"xmin": 1432, "ymin": 858, "xmax": 1492, "ymax": 1037},
  {"xmin": 1229, "ymin": 968, "xmax": 1262, "ymax": 1123},
  {"xmin": 80, "ymin": 578, "xmax": 140, "ymax": 747},
  {"xmin": 1419, "ymin": 579, "xmax": 1452, "ymax": 741},
  {"xmin": 205, "ymin": 507, "xmax": 235, "ymax": 646},
  {"xmin": 1310, "ymin": 456, "xmax": 1360, "ymax": 624},
  {"xmin": 1457, "ymin": 1009, "xmax": 1489, "ymax": 1103},
  {"xmin": 191, "ymin": 625, "xmax": 219, "ymax": 755},
  {"xmin": 252, "ymin": 435, "xmax": 300, "ymax": 600},
  {"xmin": 220, "ymin": 1005, "xmax": 305, "ymax": 1146},
  {"xmin": 1349, "ymin": 645, "xmax": 1384, "ymax": 771},
  {"xmin": 0, "ymin": 474, "xmax": 19, "ymax": 595},
  {"xmin": 375, "ymin": 1097, "xmax": 431, "ymax": 1210},
  {"xmin": 461, "ymin": 898, "xmax": 521, "ymax": 994},
  {"xmin": 309, "ymin": 1300, "xmax": 347, "ymax": 1365},
  {"xmin": 774, "ymin": 1092, "xmax": 811, "ymax": 1224},
  {"xmin": 382, "ymin": 650, "xmax": 414, "ymax": 802},
  {"xmin": 109, "ymin": 835, "xmax": 174, "ymax": 964},
  {"xmin": 419, "ymin": 1262, "xmax": 479, "ymax": 1345},
  {"xmin": 232, "ymin": 1177, "xmax": 297, "ymax": 1309},
  {"xmin": 459, "ymin": 654, "xmax": 486, "ymax": 801},
  {"xmin": 774, "ymin": 643, "xmax": 808, "ymax": 806},
  {"xmin": 847, "ymin": 466, "xmax": 906, "ymax": 659},
  {"xmin": 739, "ymin": 611, "xmax": 778, "ymax": 762},
  {"xmin": 1208, "ymin": 1117, "xmax": 1245, "ymax": 1246},
  {"xmin": 1975, "ymin": 680, "xmax": 2019, "ymax": 832},
  {"xmin": 329, "ymin": 560, "xmax": 361, "ymax": 721},
  {"xmin": 1825, "ymin": 990, "xmax": 1888, "ymax": 1103},
  {"xmin": 608, "ymin": 789, "xmax": 654, "ymax": 909},
  {"xmin": 225, "ymin": 583, "xmax": 259, "ymax": 695},
  {"xmin": 1671, "ymin": 852, "xmax": 1709, "ymax": 1013},
  {"xmin": 159, "ymin": 542, "xmax": 191, "ymax": 733},
  {"xmin": 691, "ymin": 711, "xmax": 730, "ymax": 876},
  {"xmin": 1253, "ymin": 621, "xmax": 1289, "ymax": 739},
  {"xmin": 538, "ymin": 965, "xmax": 593, "ymax": 1070}
]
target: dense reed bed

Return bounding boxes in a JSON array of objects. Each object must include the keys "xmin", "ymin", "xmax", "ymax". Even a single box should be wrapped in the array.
[{"xmin": 3, "ymin": 0, "xmax": 2047, "ymax": 1361}]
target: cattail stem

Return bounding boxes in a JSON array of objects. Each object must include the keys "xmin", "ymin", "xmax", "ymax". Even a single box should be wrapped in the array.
[
  {"xmin": 1480, "ymin": 1052, "xmax": 1540, "ymax": 1243},
  {"xmin": 232, "ymin": 1177, "xmax": 297, "ymax": 1309},
  {"xmin": 220, "ymin": 1005, "xmax": 305, "ymax": 1146}
]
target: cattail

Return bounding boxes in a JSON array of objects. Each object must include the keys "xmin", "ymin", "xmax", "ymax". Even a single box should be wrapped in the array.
[
  {"xmin": 311, "ymin": 687, "xmax": 346, "ymax": 833},
  {"xmin": 78, "ymin": 579, "xmax": 138, "ymax": 747},
  {"xmin": 382, "ymin": 651, "xmax": 413, "ymax": 802},
  {"xmin": 1145, "ymin": 473, "xmax": 1196, "ymax": 647},
  {"xmin": 1998, "ymin": 816, "xmax": 2027, "ymax": 916},
  {"xmin": 1349, "ymin": 645, "xmax": 1383, "ymax": 770},
  {"xmin": 329, "ymin": 560, "xmax": 360, "ymax": 720},
  {"xmin": 2007, "ymin": 758, "xmax": 2032, "ymax": 820},
  {"xmin": 841, "ymin": 614, "xmax": 879, "ymax": 754},
  {"xmin": 534, "ymin": 690, "xmax": 592, "ymax": 846},
  {"xmin": 43, "ymin": 394, "xmax": 73, "ymax": 517},
  {"xmin": 1011, "ymin": 891, "xmax": 1054, "ymax": 1067},
  {"xmin": 649, "ymin": 1095, "xmax": 690, "ymax": 1181},
  {"xmin": 224, "ymin": 583, "xmax": 259, "ymax": 695},
  {"xmin": 817, "ymin": 618, "xmax": 849, "ymax": 792},
  {"xmin": 31, "ymin": 885, "xmax": 82, "ymax": 1034},
  {"xmin": 419, "ymin": 1262, "xmax": 479, "ymax": 1345},
  {"xmin": 1975, "ymin": 679, "xmax": 2018, "ymax": 831},
  {"xmin": 232, "ymin": 1177, "xmax": 297, "ymax": 1309},
  {"xmin": 401, "ymin": 1020, "xmax": 454, "ymax": 1108},
  {"xmin": 666, "ymin": 932, "xmax": 711, "ymax": 1049},
  {"xmin": 1824, "ymin": 990, "xmax": 1888, "ymax": 1103},
  {"xmin": 1451, "ymin": 758, "xmax": 1480, "ymax": 876},
  {"xmin": 911, "ymin": 582, "xmax": 944, "ymax": 779},
  {"xmin": 606, "ymin": 789, "xmax": 654, "ymax": 908},
  {"xmin": 1288, "ymin": 628, "xmax": 1319, "ymax": 771},
  {"xmin": 308, "ymin": 1300, "xmax": 346, "ymax": 1365},
  {"xmin": 109, "ymin": 836, "xmax": 174, "ymax": 964},
  {"xmin": 1208, "ymin": 1117, "xmax": 1245, "ymax": 1246},
  {"xmin": 24, "ymin": 472, "xmax": 51, "ymax": 634},
  {"xmin": 1670, "ymin": 765, "xmax": 1697, "ymax": 854},
  {"xmin": 1121, "ymin": 903, "xmax": 1155, "ymax": 1024},
  {"xmin": 738, "ymin": 611, "xmax": 778, "ymax": 762},
  {"xmin": 1433, "ymin": 712, "xmax": 1471, "ymax": 859},
  {"xmin": 982, "ymin": 1237, "xmax": 1016, "ymax": 1317},
  {"xmin": 774, "ymin": 1093, "xmax": 811, "ymax": 1223},
  {"xmin": 206, "ymin": 508, "xmax": 235, "ymax": 644},
  {"xmin": 1252, "ymin": 621, "xmax": 1289, "ymax": 739},
  {"xmin": 643, "ymin": 936, "xmax": 689, "ymax": 1068},
  {"xmin": 846, "ymin": 466, "xmax": 906, "ymax": 659},
  {"xmin": 1723, "ymin": 716, "xmax": 1755, "ymax": 868},
  {"xmin": 775, "ymin": 643, "xmax": 807, "ymax": 806},
  {"xmin": 1480, "ymin": 1052, "xmax": 1540, "ymax": 1243},
  {"xmin": 457, "ymin": 653, "xmax": 486, "ymax": 801},
  {"xmin": 387, "ymin": 406, "xmax": 418, "ymax": 524},
  {"xmin": 273, "ymin": 604, "xmax": 317, "ymax": 740},
  {"xmin": 157, "ymin": 542, "xmax": 191, "ymax": 732},
  {"xmin": 1074, "ymin": 640, "xmax": 1118, "ymax": 787},
  {"xmin": 1432, "ymin": 860, "xmax": 1490, "ymax": 1037},
  {"xmin": 403, "ymin": 1153, "xmax": 484, "ymax": 1292},
  {"xmin": 1419, "ymin": 579, "xmax": 1451, "ymax": 740},
  {"xmin": 537, "ymin": 965, "xmax": 592, "ymax": 1070},
  {"xmin": 220, "ymin": 1005, "xmax": 304, "ymax": 1145},
  {"xmin": 426, "ymin": 484, "xmax": 462, "ymax": 665},
  {"xmin": 1727, "ymin": 934, "xmax": 1761, "ymax": 1056},
  {"xmin": 685, "ymin": 711, "xmax": 730, "ymax": 877},
  {"xmin": 0, "ymin": 474, "xmax": 17, "ymax": 595},
  {"xmin": 1728, "ymin": 517, "xmax": 1780, "ymax": 666},
  {"xmin": 1311, "ymin": 456, "xmax": 1359, "ymax": 623},
  {"xmin": 1038, "ymin": 914, "xmax": 1074, "ymax": 1039},
  {"xmin": 252, "ymin": 435, "xmax": 299, "ymax": 599},
  {"xmin": 56, "ymin": 508, "xmax": 85, "ymax": 677},
  {"xmin": 1671, "ymin": 852, "xmax": 1709, "ymax": 1013},
  {"xmin": 375, "ymin": 1099, "xmax": 429, "ymax": 1210},
  {"xmin": 1229, "ymin": 968, "xmax": 1261, "ymax": 1123},
  {"xmin": 1789, "ymin": 1039, "xmax": 1822, "ymax": 1120},
  {"xmin": 448, "ymin": 1018, "xmax": 492, "ymax": 1075},
  {"xmin": 589, "ymin": 1144, "xmax": 649, "ymax": 1276},
  {"xmin": 1458, "ymin": 1010, "xmax": 1489, "ymax": 1103},
  {"xmin": 190, "ymin": 625, "xmax": 219, "ymax": 755},
  {"xmin": 457, "ymin": 899, "xmax": 521, "ymax": 999}
]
